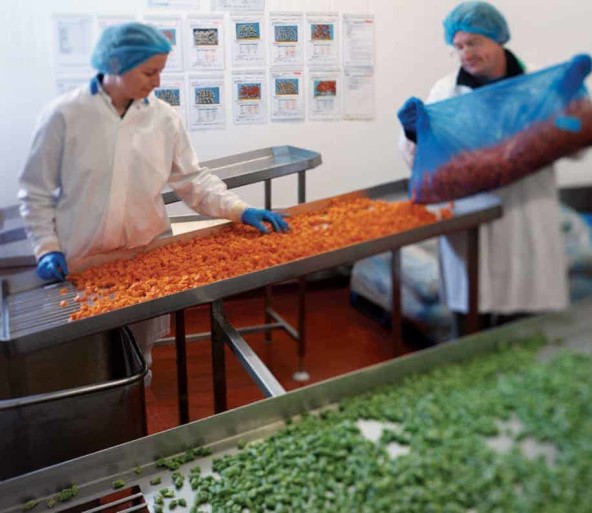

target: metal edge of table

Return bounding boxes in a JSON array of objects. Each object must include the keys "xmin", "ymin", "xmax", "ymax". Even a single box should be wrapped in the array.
[
  {"xmin": 161, "ymin": 146, "xmax": 322, "ymax": 205},
  {"xmin": 0, "ymin": 183, "xmax": 501, "ymax": 354},
  {"xmin": 0, "ymin": 297, "xmax": 588, "ymax": 511},
  {"xmin": 1, "ymin": 205, "xmax": 501, "ymax": 354}
]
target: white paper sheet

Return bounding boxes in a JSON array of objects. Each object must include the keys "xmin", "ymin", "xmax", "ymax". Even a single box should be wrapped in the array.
[
  {"xmin": 55, "ymin": 75, "xmax": 90, "ymax": 97},
  {"xmin": 343, "ymin": 67, "xmax": 374, "ymax": 120},
  {"xmin": 269, "ymin": 12, "xmax": 304, "ymax": 67},
  {"xmin": 187, "ymin": 74, "xmax": 226, "ymax": 130},
  {"xmin": 308, "ymin": 68, "xmax": 341, "ymax": 121},
  {"xmin": 148, "ymin": 0, "xmax": 199, "ymax": 7},
  {"xmin": 230, "ymin": 15, "xmax": 266, "ymax": 68},
  {"xmin": 212, "ymin": 0, "xmax": 264, "ymax": 12},
  {"xmin": 96, "ymin": 15, "xmax": 137, "ymax": 35},
  {"xmin": 305, "ymin": 12, "xmax": 339, "ymax": 67},
  {"xmin": 53, "ymin": 15, "xmax": 94, "ymax": 70},
  {"xmin": 343, "ymin": 14, "xmax": 375, "ymax": 67},
  {"xmin": 232, "ymin": 70, "xmax": 267, "ymax": 125},
  {"xmin": 154, "ymin": 74, "xmax": 187, "ymax": 126},
  {"xmin": 270, "ymin": 69, "xmax": 305, "ymax": 121},
  {"xmin": 186, "ymin": 15, "xmax": 225, "ymax": 70},
  {"xmin": 144, "ymin": 17, "xmax": 185, "ymax": 73}
]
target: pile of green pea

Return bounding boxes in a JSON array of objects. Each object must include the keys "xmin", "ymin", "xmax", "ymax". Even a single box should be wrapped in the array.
[{"xmin": 178, "ymin": 334, "xmax": 592, "ymax": 512}]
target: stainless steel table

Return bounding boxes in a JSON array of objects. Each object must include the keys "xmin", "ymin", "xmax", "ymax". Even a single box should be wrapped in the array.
[{"xmin": 1, "ymin": 297, "xmax": 589, "ymax": 512}]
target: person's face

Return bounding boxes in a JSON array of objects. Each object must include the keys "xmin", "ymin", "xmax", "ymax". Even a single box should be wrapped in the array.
[
  {"xmin": 452, "ymin": 32, "xmax": 505, "ymax": 81},
  {"xmin": 117, "ymin": 53, "xmax": 168, "ymax": 100}
]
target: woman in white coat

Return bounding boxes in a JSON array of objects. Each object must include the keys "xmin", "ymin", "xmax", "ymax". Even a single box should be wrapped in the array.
[
  {"xmin": 18, "ymin": 22, "xmax": 288, "ymax": 374},
  {"xmin": 398, "ymin": 1, "xmax": 568, "ymax": 336}
]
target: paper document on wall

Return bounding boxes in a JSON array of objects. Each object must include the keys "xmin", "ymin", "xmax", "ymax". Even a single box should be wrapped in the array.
[
  {"xmin": 343, "ymin": 67, "xmax": 374, "ymax": 120},
  {"xmin": 343, "ymin": 14, "xmax": 374, "ymax": 67},
  {"xmin": 144, "ymin": 17, "xmax": 184, "ymax": 72},
  {"xmin": 55, "ymin": 76, "xmax": 89, "ymax": 97},
  {"xmin": 188, "ymin": 74, "xmax": 226, "ymax": 130},
  {"xmin": 53, "ymin": 15, "xmax": 94, "ymax": 71},
  {"xmin": 154, "ymin": 75, "xmax": 188, "ymax": 126},
  {"xmin": 306, "ymin": 12, "xmax": 339, "ymax": 67},
  {"xmin": 270, "ymin": 69, "xmax": 305, "ymax": 121},
  {"xmin": 186, "ymin": 15, "xmax": 225, "ymax": 70},
  {"xmin": 232, "ymin": 70, "xmax": 267, "ymax": 125},
  {"xmin": 148, "ymin": 0, "xmax": 198, "ymax": 7},
  {"xmin": 308, "ymin": 69, "xmax": 341, "ymax": 121},
  {"xmin": 230, "ymin": 15, "xmax": 266, "ymax": 68},
  {"xmin": 212, "ymin": 0, "xmax": 264, "ymax": 11},
  {"xmin": 269, "ymin": 12, "xmax": 304, "ymax": 67}
]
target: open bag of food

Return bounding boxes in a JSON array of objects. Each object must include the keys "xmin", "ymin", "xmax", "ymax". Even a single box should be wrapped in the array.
[{"xmin": 398, "ymin": 54, "xmax": 592, "ymax": 204}]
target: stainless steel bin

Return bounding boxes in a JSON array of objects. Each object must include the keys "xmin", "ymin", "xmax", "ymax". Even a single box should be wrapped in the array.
[{"xmin": 0, "ymin": 327, "xmax": 147, "ymax": 480}]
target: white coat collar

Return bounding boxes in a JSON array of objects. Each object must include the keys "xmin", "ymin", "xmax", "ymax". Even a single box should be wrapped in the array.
[{"xmin": 89, "ymin": 74, "xmax": 150, "ymax": 106}]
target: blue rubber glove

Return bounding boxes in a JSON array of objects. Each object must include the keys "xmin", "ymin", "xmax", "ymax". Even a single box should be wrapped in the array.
[
  {"xmin": 397, "ymin": 96, "xmax": 421, "ymax": 143},
  {"xmin": 241, "ymin": 208, "xmax": 289, "ymax": 233},
  {"xmin": 36, "ymin": 251, "xmax": 68, "ymax": 281}
]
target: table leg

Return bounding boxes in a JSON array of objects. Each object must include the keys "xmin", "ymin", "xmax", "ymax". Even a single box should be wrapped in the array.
[
  {"xmin": 174, "ymin": 310, "xmax": 189, "ymax": 424},
  {"xmin": 211, "ymin": 301, "xmax": 228, "ymax": 413},
  {"xmin": 466, "ymin": 227, "xmax": 480, "ymax": 334},
  {"xmin": 390, "ymin": 249, "xmax": 403, "ymax": 357}
]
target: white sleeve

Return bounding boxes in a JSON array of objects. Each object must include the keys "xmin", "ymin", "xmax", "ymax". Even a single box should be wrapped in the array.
[
  {"xmin": 168, "ymin": 123, "xmax": 249, "ymax": 222},
  {"xmin": 17, "ymin": 106, "xmax": 65, "ymax": 260}
]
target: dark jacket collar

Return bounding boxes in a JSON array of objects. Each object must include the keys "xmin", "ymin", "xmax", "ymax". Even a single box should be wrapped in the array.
[{"xmin": 456, "ymin": 49, "xmax": 524, "ymax": 89}]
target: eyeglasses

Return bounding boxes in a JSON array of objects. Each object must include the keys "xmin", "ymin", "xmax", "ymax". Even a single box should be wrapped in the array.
[{"xmin": 452, "ymin": 37, "xmax": 485, "ymax": 56}]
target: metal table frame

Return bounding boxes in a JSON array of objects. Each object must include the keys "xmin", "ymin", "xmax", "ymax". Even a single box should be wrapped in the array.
[
  {"xmin": 209, "ymin": 213, "xmax": 484, "ymax": 413},
  {"xmin": 168, "ymin": 173, "xmax": 309, "ymax": 424},
  {"xmin": 4, "ymin": 296, "xmax": 586, "ymax": 512},
  {"xmin": 1, "ymin": 181, "xmax": 500, "ymax": 427},
  {"xmin": 161, "ymin": 149, "xmax": 313, "ymax": 423}
]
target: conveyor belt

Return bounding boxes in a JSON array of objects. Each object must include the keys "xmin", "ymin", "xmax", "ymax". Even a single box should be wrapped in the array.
[
  {"xmin": 0, "ymin": 298, "xmax": 590, "ymax": 512},
  {"xmin": 0, "ymin": 181, "xmax": 501, "ymax": 356}
]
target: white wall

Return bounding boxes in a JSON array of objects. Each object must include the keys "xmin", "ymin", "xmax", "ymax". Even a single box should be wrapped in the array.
[{"xmin": 0, "ymin": 0, "xmax": 590, "ymax": 210}]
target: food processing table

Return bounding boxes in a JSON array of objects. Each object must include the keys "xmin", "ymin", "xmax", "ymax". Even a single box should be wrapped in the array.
[
  {"xmin": 1, "ymin": 178, "xmax": 501, "ymax": 427},
  {"xmin": 1, "ymin": 297, "xmax": 590, "ymax": 512}
]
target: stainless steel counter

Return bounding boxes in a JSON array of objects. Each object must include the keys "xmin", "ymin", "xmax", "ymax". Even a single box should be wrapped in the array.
[
  {"xmin": 0, "ymin": 297, "xmax": 589, "ymax": 513},
  {"xmin": 0, "ymin": 180, "xmax": 500, "ymax": 356}
]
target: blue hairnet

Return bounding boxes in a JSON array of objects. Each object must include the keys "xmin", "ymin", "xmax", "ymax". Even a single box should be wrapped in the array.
[
  {"xmin": 91, "ymin": 22, "xmax": 172, "ymax": 75},
  {"xmin": 443, "ymin": 1, "xmax": 510, "ymax": 45}
]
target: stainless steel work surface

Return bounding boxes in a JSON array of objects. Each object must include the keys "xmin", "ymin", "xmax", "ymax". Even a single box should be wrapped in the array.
[
  {"xmin": 0, "ymin": 180, "xmax": 501, "ymax": 356},
  {"xmin": 161, "ymin": 145, "xmax": 322, "ymax": 205},
  {"xmin": 0, "ymin": 298, "xmax": 590, "ymax": 512},
  {"xmin": 0, "ymin": 146, "xmax": 322, "ymax": 268}
]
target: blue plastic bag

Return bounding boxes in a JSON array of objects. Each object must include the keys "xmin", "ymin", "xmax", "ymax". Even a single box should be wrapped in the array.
[{"xmin": 398, "ymin": 54, "xmax": 592, "ymax": 204}]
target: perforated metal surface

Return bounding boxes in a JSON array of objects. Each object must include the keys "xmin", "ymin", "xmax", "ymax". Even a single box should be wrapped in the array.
[{"xmin": 0, "ymin": 181, "xmax": 501, "ymax": 356}]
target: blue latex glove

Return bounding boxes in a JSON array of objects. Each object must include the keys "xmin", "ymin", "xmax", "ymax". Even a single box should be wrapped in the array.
[
  {"xmin": 241, "ymin": 208, "xmax": 289, "ymax": 233},
  {"xmin": 36, "ymin": 251, "xmax": 68, "ymax": 281},
  {"xmin": 397, "ymin": 96, "xmax": 422, "ymax": 143}
]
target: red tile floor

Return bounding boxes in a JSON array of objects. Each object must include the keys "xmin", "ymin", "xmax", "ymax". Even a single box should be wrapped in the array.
[{"xmin": 144, "ymin": 277, "xmax": 429, "ymax": 434}]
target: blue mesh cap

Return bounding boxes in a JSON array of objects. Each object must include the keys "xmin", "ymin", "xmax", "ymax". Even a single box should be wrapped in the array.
[
  {"xmin": 443, "ymin": 1, "xmax": 510, "ymax": 45},
  {"xmin": 91, "ymin": 22, "xmax": 172, "ymax": 75}
]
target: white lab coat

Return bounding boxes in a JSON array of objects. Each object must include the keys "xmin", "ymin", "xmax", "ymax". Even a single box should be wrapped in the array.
[
  {"xmin": 399, "ymin": 71, "xmax": 568, "ymax": 314},
  {"xmin": 18, "ymin": 79, "xmax": 248, "ymax": 267},
  {"xmin": 18, "ymin": 79, "xmax": 250, "ymax": 362}
]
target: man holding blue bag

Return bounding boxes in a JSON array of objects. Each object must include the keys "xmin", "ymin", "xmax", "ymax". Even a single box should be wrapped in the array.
[{"xmin": 398, "ymin": 1, "xmax": 569, "ymax": 336}]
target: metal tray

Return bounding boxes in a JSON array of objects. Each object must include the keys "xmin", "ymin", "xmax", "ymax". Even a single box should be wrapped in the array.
[
  {"xmin": 0, "ymin": 180, "xmax": 501, "ymax": 356},
  {"xmin": 0, "ymin": 298, "xmax": 590, "ymax": 512},
  {"xmin": 0, "ymin": 146, "xmax": 322, "ymax": 268},
  {"xmin": 161, "ymin": 145, "xmax": 322, "ymax": 205}
]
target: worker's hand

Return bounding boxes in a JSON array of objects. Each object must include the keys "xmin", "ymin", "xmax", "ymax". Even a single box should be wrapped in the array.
[
  {"xmin": 397, "ymin": 97, "xmax": 422, "ymax": 143},
  {"xmin": 36, "ymin": 251, "xmax": 68, "ymax": 281},
  {"xmin": 241, "ymin": 208, "xmax": 289, "ymax": 234}
]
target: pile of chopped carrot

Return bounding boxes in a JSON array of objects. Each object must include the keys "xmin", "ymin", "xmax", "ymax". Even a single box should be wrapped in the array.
[{"xmin": 66, "ymin": 198, "xmax": 451, "ymax": 320}]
